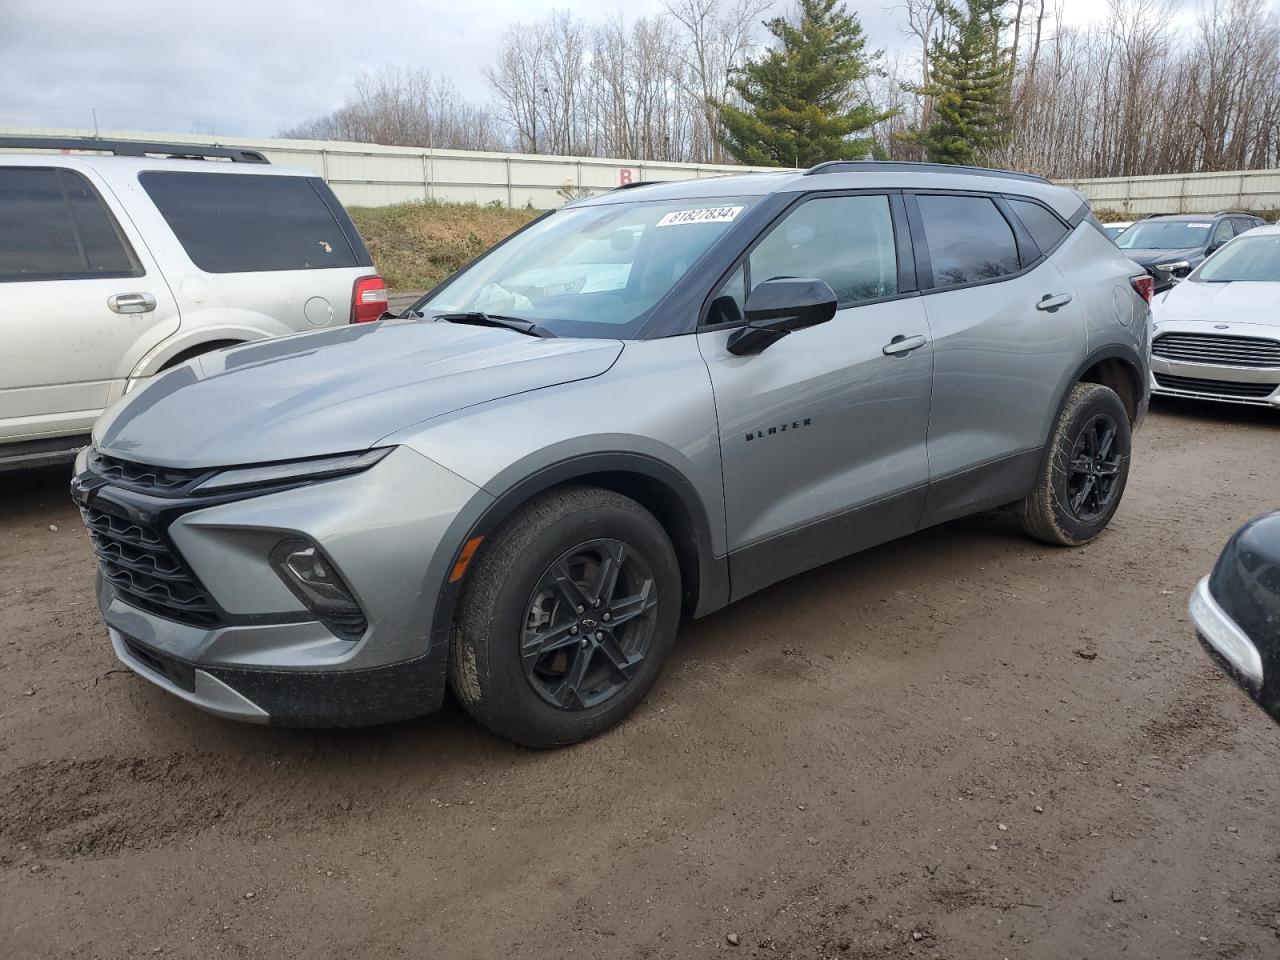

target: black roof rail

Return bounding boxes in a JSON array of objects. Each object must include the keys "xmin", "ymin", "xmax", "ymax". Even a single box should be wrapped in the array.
[
  {"xmin": 804, "ymin": 159, "xmax": 1050, "ymax": 185},
  {"xmin": 610, "ymin": 180, "xmax": 663, "ymax": 191},
  {"xmin": 1142, "ymin": 210, "xmax": 1241, "ymax": 220},
  {"xmin": 0, "ymin": 136, "xmax": 270, "ymax": 163}
]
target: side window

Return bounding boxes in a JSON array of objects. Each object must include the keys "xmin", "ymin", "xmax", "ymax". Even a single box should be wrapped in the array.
[
  {"xmin": 748, "ymin": 194, "xmax": 897, "ymax": 305},
  {"xmin": 140, "ymin": 171, "xmax": 359, "ymax": 273},
  {"xmin": 1007, "ymin": 198, "xmax": 1069, "ymax": 256},
  {"xmin": 0, "ymin": 167, "xmax": 140, "ymax": 282},
  {"xmin": 917, "ymin": 194, "xmax": 1021, "ymax": 286},
  {"xmin": 1231, "ymin": 218, "xmax": 1255, "ymax": 237},
  {"xmin": 1211, "ymin": 219, "xmax": 1234, "ymax": 247}
]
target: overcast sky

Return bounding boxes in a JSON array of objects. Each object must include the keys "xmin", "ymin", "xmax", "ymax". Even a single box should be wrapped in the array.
[{"xmin": 2, "ymin": 0, "xmax": 1122, "ymax": 138}]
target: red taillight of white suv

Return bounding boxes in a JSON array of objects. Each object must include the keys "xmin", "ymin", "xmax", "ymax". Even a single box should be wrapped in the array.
[
  {"xmin": 1130, "ymin": 274, "xmax": 1155, "ymax": 303},
  {"xmin": 350, "ymin": 275, "xmax": 388, "ymax": 323}
]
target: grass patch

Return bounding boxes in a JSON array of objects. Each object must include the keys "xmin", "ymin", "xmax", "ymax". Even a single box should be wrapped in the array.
[{"xmin": 349, "ymin": 201, "xmax": 542, "ymax": 292}]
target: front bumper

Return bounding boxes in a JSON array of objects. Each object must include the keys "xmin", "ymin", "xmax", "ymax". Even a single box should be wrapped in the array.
[
  {"xmin": 109, "ymin": 622, "xmax": 446, "ymax": 726},
  {"xmin": 79, "ymin": 444, "xmax": 492, "ymax": 725}
]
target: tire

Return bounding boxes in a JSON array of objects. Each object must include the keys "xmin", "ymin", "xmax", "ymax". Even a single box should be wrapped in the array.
[
  {"xmin": 448, "ymin": 485, "xmax": 681, "ymax": 748},
  {"xmin": 1019, "ymin": 382, "xmax": 1132, "ymax": 546}
]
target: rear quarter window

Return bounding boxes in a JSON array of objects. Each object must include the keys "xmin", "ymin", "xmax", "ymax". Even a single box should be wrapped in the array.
[
  {"xmin": 1007, "ymin": 198, "xmax": 1070, "ymax": 256},
  {"xmin": 140, "ymin": 171, "xmax": 360, "ymax": 274}
]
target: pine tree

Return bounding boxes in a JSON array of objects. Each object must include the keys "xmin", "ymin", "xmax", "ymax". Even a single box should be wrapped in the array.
[
  {"xmin": 715, "ymin": 0, "xmax": 892, "ymax": 167},
  {"xmin": 907, "ymin": 0, "xmax": 1012, "ymax": 165}
]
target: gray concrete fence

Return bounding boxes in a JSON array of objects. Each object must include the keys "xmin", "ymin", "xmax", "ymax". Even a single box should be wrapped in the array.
[
  {"xmin": 1, "ymin": 126, "xmax": 775, "ymax": 209},
  {"xmin": 5, "ymin": 126, "xmax": 1279, "ymax": 215}
]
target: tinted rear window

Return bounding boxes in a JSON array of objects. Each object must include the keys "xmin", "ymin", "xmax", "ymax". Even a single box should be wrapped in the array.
[
  {"xmin": 141, "ymin": 171, "xmax": 359, "ymax": 273},
  {"xmin": 1008, "ymin": 198, "xmax": 1070, "ymax": 256},
  {"xmin": 0, "ymin": 167, "xmax": 141, "ymax": 282},
  {"xmin": 917, "ymin": 195, "xmax": 1020, "ymax": 286}
]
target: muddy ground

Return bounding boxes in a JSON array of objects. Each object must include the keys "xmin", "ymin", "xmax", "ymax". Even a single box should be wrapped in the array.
[{"xmin": 2, "ymin": 398, "xmax": 1279, "ymax": 959}]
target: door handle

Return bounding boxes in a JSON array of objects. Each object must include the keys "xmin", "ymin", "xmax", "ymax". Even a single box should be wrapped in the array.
[
  {"xmin": 882, "ymin": 334, "xmax": 928, "ymax": 356},
  {"xmin": 108, "ymin": 292, "xmax": 157, "ymax": 314},
  {"xmin": 1036, "ymin": 293, "xmax": 1072, "ymax": 312}
]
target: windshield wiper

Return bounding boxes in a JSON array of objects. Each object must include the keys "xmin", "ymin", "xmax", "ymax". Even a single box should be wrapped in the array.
[{"xmin": 433, "ymin": 311, "xmax": 556, "ymax": 338}]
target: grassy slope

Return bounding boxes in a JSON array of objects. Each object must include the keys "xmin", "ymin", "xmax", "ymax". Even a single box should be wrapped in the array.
[{"xmin": 350, "ymin": 202, "xmax": 542, "ymax": 292}]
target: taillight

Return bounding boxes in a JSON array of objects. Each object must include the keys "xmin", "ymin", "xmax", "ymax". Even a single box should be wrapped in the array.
[
  {"xmin": 1130, "ymin": 274, "xmax": 1154, "ymax": 304},
  {"xmin": 350, "ymin": 275, "xmax": 388, "ymax": 324}
]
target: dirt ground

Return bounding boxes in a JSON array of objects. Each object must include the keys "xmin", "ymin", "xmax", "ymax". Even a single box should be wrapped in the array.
[{"xmin": 2, "ymin": 398, "xmax": 1279, "ymax": 960}]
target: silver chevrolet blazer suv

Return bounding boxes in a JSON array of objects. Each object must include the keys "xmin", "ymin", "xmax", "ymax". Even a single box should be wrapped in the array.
[{"xmin": 72, "ymin": 161, "xmax": 1153, "ymax": 747}]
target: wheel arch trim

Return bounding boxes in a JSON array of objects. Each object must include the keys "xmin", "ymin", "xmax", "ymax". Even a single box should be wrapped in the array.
[
  {"xmin": 1050, "ymin": 343, "xmax": 1148, "ymax": 441},
  {"xmin": 428, "ymin": 451, "xmax": 731, "ymax": 656}
]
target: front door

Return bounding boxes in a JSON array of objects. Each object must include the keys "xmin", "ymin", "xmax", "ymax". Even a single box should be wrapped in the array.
[{"xmin": 696, "ymin": 192, "xmax": 935, "ymax": 599}]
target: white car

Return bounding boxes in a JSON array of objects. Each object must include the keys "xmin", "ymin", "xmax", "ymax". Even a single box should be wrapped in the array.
[
  {"xmin": 0, "ymin": 137, "xmax": 386, "ymax": 470},
  {"xmin": 1150, "ymin": 224, "xmax": 1280, "ymax": 408}
]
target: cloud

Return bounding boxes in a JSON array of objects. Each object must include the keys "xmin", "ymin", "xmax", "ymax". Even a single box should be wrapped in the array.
[{"xmin": 0, "ymin": 0, "xmax": 1116, "ymax": 138}]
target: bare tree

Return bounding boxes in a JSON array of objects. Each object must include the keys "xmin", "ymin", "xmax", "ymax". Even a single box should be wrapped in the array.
[
  {"xmin": 665, "ymin": 0, "xmax": 772, "ymax": 162},
  {"xmin": 282, "ymin": 67, "xmax": 502, "ymax": 151}
]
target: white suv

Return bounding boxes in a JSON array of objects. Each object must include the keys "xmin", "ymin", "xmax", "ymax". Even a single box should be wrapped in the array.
[{"xmin": 0, "ymin": 137, "xmax": 386, "ymax": 470}]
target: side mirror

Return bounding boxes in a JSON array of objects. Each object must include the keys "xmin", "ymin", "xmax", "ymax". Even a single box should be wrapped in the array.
[{"xmin": 726, "ymin": 277, "xmax": 838, "ymax": 356}]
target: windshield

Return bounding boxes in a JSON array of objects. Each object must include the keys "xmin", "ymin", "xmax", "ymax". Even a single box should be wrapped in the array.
[
  {"xmin": 1193, "ymin": 234, "xmax": 1280, "ymax": 283},
  {"xmin": 1115, "ymin": 219, "xmax": 1213, "ymax": 250},
  {"xmin": 418, "ymin": 197, "xmax": 755, "ymax": 338}
]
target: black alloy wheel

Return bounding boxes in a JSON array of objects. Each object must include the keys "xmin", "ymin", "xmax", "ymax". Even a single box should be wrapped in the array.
[
  {"xmin": 1066, "ymin": 413, "xmax": 1123, "ymax": 522},
  {"xmin": 521, "ymin": 539, "xmax": 658, "ymax": 710}
]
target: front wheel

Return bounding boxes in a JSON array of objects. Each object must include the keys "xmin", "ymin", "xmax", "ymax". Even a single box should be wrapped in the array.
[
  {"xmin": 448, "ymin": 486, "xmax": 681, "ymax": 748},
  {"xmin": 1019, "ymin": 382, "xmax": 1132, "ymax": 546}
]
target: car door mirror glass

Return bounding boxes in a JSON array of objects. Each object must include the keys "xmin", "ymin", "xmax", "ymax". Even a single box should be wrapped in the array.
[{"xmin": 727, "ymin": 277, "xmax": 837, "ymax": 356}]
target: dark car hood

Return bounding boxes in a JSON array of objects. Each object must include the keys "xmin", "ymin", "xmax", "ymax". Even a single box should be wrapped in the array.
[
  {"xmin": 1123, "ymin": 246, "xmax": 1203, "ymax": 266},
  {"xmin": 94, "ymin": 319, "xmax": 623, "ymax": 468}
]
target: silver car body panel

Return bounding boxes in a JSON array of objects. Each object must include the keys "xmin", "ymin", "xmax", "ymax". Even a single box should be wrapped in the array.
[{"xmin": 93, "ymin": 320, "xmax": 624, "ymax": 467}]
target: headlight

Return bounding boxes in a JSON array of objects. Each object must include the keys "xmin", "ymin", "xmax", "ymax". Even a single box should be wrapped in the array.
[
  {"xmin": 192, "ymin": 448, "xmax": 390, "ymax": 494},
  {"xmin": 1154, "ymin": 260, "xmax": 1190, "ymax": 273}
]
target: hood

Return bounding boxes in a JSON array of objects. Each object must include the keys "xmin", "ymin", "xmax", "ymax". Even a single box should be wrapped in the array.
[
  {"xmin": 1153, "ymin": 280, "xmax": 1280, "ymax": 326},
  {"xmin": 1123, "ymin": 246, "xmax": 1202, "ymax": 266},
  {"xmin": 95, "ymin": 318, "xmax": 623, "ymax": 468}
]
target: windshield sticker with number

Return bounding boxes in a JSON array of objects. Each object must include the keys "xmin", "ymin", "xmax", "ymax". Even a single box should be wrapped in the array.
[{"xmin": 655, "ymin": 206, "xmax": 744, "ymax": 227}]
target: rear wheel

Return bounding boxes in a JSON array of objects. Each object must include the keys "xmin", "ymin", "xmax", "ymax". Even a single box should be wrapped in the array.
[
  {"xmin": 1019, "ymin": 382, "xmax": 1132, "ymax": 546},
  {"xmin": 448, "ymin": 486, "xmax": 681, "ymax": 748}
]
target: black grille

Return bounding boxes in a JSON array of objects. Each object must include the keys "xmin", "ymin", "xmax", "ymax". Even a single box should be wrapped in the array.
[
  {"xmin": 1154, "ymin": 373, "xmax": 1279, "ymax": 399},
  {"xmin": 1152, "ymin": 333, "xmax": 1280, "ymax": 368},
  {"xmin": 88, "ymin": 451, "xmax": 206, "ymax": 495},
  {"xmin": 80, "ymin": 504, "xmax": 223, "ymax": 628}
]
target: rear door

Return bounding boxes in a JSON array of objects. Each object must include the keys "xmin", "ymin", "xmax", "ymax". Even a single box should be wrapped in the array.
[
  {"xmin": 697, "ymin": 191, "xmax": 935, "ymax": 598},
  {"xmin": 909, "ymin": 191, "xmax": 1087, "ymax": 525},
  {"xmin": 0, "ymin": 164, "xmax": 180, "ymax": 442}
]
